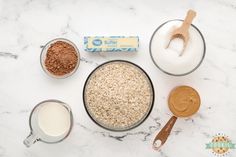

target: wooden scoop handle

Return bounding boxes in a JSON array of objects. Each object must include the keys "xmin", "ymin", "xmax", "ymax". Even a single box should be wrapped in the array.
[
  {"xmin": 181, "ymin": 10, "xmax": 196, "ymax": 31},
  {"xmin": 153, "ymin": 116, "xmax": 177, "ymax": 150}
]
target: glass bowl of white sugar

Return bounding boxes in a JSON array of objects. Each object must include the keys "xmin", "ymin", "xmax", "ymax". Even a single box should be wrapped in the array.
[{"xmin": 149, "ymin": 20, "xmax": 206, "ymax": 76}]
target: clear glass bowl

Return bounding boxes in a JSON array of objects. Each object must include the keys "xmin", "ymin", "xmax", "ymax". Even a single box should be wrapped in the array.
[
  {"xmin": 149, "ymin": 19, "xmax": 206, "ymax": 76},
  {"xmin": 24, "ymin": 99, "xmax": 73, "ymax": 147},
  {"xmin": 83, "ymin": 60, "xmax": 155, "ymax": 131},
  {"xmin": 40, "ymin": 38, "xmax": 80, "ymax": 79}
]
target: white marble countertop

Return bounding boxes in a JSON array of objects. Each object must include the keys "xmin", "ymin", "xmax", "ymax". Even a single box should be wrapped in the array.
[{"xmin": 0, "ymin": 0, "xmax": 236, "ymax": 157}]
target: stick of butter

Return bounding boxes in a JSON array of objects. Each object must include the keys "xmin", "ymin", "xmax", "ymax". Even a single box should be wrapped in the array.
[{"xmin": 84, "ymin": 36, "xmax": 139, "ymax": 52}]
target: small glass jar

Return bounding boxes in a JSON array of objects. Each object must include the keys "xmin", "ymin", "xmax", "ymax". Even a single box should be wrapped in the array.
[{"xmin": 40, "ymin": 38, "xmax": 80, "ymax": 79}]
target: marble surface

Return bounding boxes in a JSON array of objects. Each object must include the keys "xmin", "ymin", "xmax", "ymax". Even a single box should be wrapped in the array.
[{"xmin": 0, "ymin": 0, "xmax": 236, "ymax": 157}]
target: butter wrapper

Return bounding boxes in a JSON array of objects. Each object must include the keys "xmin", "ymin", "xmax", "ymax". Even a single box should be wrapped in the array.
[{"xmin": 84, "ymin": 36, "xmax": 139, "ymax": 52}]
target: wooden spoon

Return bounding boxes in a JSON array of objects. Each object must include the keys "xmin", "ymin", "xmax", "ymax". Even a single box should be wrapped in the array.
[{"xmin": 166, "ymin": 10, "xmax": 197, "ymax": 56}]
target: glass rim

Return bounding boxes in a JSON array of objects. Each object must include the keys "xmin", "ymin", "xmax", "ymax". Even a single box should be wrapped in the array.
[{"xmin": 149, "ymin": 19, "xmax": 206, "ymax": 76}]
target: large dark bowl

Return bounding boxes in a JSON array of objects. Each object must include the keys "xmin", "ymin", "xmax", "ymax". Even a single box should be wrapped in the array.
[{"xmin": 83, "ymin": 60, "xmax": 155, "ymax": 132}]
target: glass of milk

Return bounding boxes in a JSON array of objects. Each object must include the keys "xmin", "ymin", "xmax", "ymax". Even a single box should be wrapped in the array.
[
  {"xmin": 149, "ymin": 20, "xmax": 206, "ymax": 76},
  {"xmin": 24, "ymin": 100, "xmax": 73, "ymax": 147}
]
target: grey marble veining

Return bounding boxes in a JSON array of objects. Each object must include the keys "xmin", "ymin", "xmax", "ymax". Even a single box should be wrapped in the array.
[{"xmin": 0, "ymin": 0, "xmax": 236, "ymax": 157}]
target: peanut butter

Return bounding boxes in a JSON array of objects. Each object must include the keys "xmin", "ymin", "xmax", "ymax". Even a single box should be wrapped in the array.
[{"xmin": 168, "ymin": 86, "xmax": 200, "ymax": 117}]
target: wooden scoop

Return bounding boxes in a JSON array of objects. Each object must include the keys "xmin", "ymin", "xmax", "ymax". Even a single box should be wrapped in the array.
[{"xmin": 166, "ymin": 10, "xmax": 197, "ymax": 56}]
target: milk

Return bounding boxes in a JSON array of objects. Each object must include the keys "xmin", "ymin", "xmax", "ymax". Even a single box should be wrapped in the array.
[
  {"xmin": 150, "ymin": 20, "xmax": 205, "ymax": 75},
  {"xmin": 37, "ymin": 102, "xmax": 71, "ymax": 137}
]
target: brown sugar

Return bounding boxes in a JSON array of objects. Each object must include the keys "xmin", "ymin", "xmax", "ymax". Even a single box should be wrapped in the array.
[{"xmin": 45, "ymin": 41, "xmax": 78, "ymax": 76}]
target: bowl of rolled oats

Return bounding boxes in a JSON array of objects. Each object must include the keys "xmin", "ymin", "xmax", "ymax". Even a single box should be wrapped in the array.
[{"xmin": 83, "ymin": 60, "xmax": 154, "ymax": 131}]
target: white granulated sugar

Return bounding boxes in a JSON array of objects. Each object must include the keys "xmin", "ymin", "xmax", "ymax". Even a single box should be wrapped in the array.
[
  {"xmin": 84, "ymin": 61, "xmax": 154, "ymax": 130},
  {"xmin": 150, "ymin": 20, "xmax": 205, "ymax": 75}
]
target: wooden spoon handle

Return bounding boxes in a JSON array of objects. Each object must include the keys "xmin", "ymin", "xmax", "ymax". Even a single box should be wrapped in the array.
[
  {"xmin": 181, "ymin": 9, "xmax": 196, "ymax": 30},
  {"xmin": 153, "ymin": 116, "xmax": 177, "ymax": 150}
]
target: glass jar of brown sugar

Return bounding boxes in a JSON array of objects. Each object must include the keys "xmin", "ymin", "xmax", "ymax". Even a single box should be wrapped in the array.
[{"xmin": 40, "ymin": 38, "xmax": 80, "ymax": 79}]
